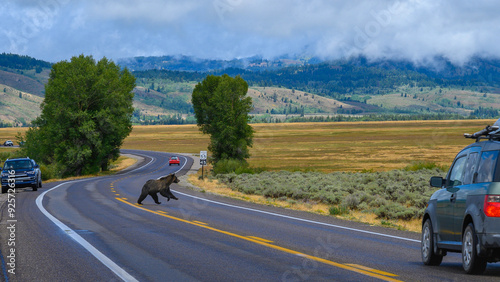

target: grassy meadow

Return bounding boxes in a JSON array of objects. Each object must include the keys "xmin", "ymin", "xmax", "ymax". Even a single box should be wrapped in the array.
[
  {"xmin": 2, "ymin": 119, "xmax": 494, "ymax": 173},
  {"xmin": 123, "ymin": 119, "xmax": 494, "ymax": 172}
]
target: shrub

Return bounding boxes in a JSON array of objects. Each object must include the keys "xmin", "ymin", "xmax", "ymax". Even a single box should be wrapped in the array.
[
  {"xmin": 342, "ymin": 194, "xmax": 360, "ymax": 210},
  {"xmin": 404, "ymin": 161, "xmax": 447, "ymax": 172},
  {"xmin": 213, "ymin": 159, "xmax": 249, "ymax": 175},
  {"xmin": 216, "ymin": 167, "xmax": 446, "ymax": 221},
  {"xmin": 40, "ymin": 163, "xmax": 60, "ymax": 181},
  {"xmin": 375, "ymin": 203, "xmax": 420, "ymax": 220},
  {"xmin": 329, "ymin": 205, "xmax": 349, "ymax": 216}
]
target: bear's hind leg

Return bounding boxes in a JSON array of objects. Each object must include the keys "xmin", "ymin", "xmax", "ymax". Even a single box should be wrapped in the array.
[{"xmin": 137, "ymin": 191, "xmax": 148, "ymax": 205}]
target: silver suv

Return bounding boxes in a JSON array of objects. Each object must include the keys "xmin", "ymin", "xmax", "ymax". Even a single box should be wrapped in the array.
[
  {"xmin": 422, "ymin": 120, "xmax": 500, "ymax": 274},
  {"xmin": 3, "ymin": 140, "xmax": 13, "ymax": 146}
]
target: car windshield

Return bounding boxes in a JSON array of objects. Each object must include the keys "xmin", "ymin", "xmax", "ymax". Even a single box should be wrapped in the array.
[
  {"xmin": 171, "ymin": 157, "xmax": 178, "ymax": 160},
  {"xmin": 4, "ymin": 160, "xmax": 32, "ymax": 170}
]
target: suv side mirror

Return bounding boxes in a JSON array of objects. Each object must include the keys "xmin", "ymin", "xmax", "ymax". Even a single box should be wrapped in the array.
[{"xmin": 430, "ymin": 176, "xmax": 444, "ymax": 187}]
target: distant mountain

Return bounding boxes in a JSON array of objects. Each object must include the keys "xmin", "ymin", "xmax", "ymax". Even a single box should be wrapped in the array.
[
  {"xmin": 117, "ymin": 54, "xmax": 321, "ymax": 72},
  {"xmin": 345, "ymin": 55, "xmax": 500, "ymax": 87},
  {"xmin": 131, "ymin": 55, "xmax": 500, "ymax": 119},
  {"xmin": 122, "ymin": 54, "xmax": 500, "ymax": 88},
  {"xmin": 1, "ymin": 52, "xmax": 500, "ymax": 126}
]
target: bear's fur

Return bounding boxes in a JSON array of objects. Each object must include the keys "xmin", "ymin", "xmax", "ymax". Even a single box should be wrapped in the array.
[{"xmin": 137, "ymin": 173, "xmax": 179, "ymax": 205}]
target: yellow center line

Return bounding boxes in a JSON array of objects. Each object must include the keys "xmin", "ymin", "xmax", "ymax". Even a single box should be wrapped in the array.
[
  {"xmin": 116, "ymin": 198, "xmax": 401, "ymax": 282},
  {"xmin": 192, "ymin": 220, "xmax": 208, "ymax": 225},
  {"xmin": 247, "ymin": 236, "xmax": 274, "ymax": 243},
  {"xmin": 346, "ymin": 264, "xmax": 399, "ymax": 277}
]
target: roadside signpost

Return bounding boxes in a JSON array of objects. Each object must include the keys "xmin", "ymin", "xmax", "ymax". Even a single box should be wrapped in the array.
[{"xmin": 200, "ymin": 151, "xmax": 207, "ymax": 179}]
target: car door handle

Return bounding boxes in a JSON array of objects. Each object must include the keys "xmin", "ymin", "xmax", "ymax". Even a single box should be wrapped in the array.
[{"xmin": 450, "ymin": 193, "xmax": 457, "ymax": 203}]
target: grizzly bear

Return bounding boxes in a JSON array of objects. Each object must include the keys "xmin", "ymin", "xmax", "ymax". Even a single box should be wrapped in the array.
[{"xmin": 137, "ymin": 173, "xmax": 179, "ymax": 205}]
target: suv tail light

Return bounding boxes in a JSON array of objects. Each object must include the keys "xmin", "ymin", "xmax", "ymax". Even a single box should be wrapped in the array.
[{"xmin": 484, "ymin": 195, "xmax": 500, "ymax": 217}]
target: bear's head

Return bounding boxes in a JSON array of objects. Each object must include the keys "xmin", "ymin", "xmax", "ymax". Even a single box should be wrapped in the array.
[
  {"xmin": 159, "ymin": 173, "xmax": 180, "ymax": 184},
  {"xmin": 172, "ymin": 173, "xmax": 180, "ymax": 183}
]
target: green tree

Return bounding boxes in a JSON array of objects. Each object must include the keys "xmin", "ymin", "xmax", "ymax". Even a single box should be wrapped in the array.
[
  {"xmin": 22, "ymin": 55, "xmax": 135, "ymax": 176},
  {"xmin": 192, "ymin": 74, "xmax": 253, "ymax": 164}
]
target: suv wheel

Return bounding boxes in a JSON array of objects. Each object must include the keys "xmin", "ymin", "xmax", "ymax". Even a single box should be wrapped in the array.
[
  {"xmin": 422, "ymin": 219, "xmax": 443, "ymax": 266},
  {"xmin": 1, "ymin": 186, "xmax": 7, "ymax": 194},
  {"xmin": 462, "ymin": 223, "xmax": 487, "ymax": 274}
]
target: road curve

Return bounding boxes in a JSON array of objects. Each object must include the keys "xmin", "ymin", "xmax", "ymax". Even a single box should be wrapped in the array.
[{"xmin": 1, "ymin": 149, "xmax": 500, "ymax": 281}]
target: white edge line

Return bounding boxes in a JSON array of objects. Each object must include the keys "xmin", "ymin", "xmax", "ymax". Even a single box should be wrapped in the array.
[
  {"xmin": 34, "ymin": 153, "xmax": 157, "ymax": 282},
  {"xmin": 156, "ymin": 155, "xmax": 421, "ymax": 244},
  {"xmin": 36, "ymin": 181, "xmax": 139, "ymax": 282},
  {"xmin": 171, "ymin": 190, "xmax": 420, "ymax": 243}
]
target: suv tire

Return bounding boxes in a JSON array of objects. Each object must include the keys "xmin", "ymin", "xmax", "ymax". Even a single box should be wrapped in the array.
[
  {"xmin": 422, "ymin": 219, "xmax": 443, "ymax": 266},
  {"xmin": 462, "ymin": 223, "xmax": 487, "ymax": 274}
]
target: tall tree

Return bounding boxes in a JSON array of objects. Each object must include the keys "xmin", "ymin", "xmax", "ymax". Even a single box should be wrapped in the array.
[
  {"xmin": 22, "ymin": 55, "xmax": 135, "ymax": 176},
  {"xmin": 192, "ymin": 74, "xmax": 254, "ymax": 163}
]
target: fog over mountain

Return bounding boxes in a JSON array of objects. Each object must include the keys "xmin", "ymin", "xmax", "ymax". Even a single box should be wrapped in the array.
[{"xmin": 1, "ymin": 0, "xmax": 500, "ymax": 66}]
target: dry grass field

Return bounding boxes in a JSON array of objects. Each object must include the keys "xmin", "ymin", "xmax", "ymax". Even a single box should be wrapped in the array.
[
  {"xmin": 0, "ymin": 127, "xmax": 25, "ymax": 146},
  {"xmin": 123, "ymin": 119, "xmax": 495, "ymax": 172},
  {"xmin": 2, "ymin": 119, "xmax": 495, "ymax": 172}
]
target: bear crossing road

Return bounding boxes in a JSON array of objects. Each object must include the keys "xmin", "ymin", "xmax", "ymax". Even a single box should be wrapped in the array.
[{"xmin": 137, "ymin": 173, "xmax": 179, "ymax": 205}]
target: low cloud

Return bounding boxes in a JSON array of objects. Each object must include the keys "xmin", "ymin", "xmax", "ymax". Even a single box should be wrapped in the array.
[{"xmin": 1, "ymin": 0, "xmax": 499, "ymax": 65}]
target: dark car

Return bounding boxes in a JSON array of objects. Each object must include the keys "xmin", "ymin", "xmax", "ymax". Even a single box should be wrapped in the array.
[
  {"xmin": 169, "ymin": 156, "xmax": 180, "ymax": 166},
  {"xmin": 422, "ymin": 120, "xmax": 500, "ymax": 274},
  {"xmin": 1, "ymin": 157, "xmax": 42, "ymax": 193}
]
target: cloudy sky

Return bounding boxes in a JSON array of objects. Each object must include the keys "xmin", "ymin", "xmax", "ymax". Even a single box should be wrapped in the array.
[{"xmin": 1, "ymin": 0, "xmax": 499, "ymax": 65}]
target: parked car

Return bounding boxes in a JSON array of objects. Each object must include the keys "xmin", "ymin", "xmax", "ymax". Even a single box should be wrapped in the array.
[
  {"xmin": 1, "ymin": 157, "xmax": 42, "ymax": 193},
  {"xmin": 3, "ymin": 140, "xmax": 13, "ymax": 146},
  {"xmin": 422, "ymin": 120, "xmax": 500, "ymax": 274},
  {"xmin": 169, "ymin": 156, "xmax": 180, "ymax": 166}
]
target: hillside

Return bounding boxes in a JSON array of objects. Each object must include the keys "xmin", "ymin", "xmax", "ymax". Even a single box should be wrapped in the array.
[
  {"xmin": 0, "ymin": 83, "xmax": 43, "ymax": 126},
  {"xmin": 1, "ymin": 53, "xmax": 500, "ymax": 126},
  {"xmin": 0, "ymin": 69, "xmax": 46, "ymax": 96},
  {"xmin": 248, "ymin": 87, "xmax": 352, "ymax": 114}
]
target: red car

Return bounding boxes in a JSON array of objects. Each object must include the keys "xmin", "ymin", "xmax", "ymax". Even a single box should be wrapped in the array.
[{"xmin": 169, "ymin": 156, "xmax": 180, "ymax": 166}]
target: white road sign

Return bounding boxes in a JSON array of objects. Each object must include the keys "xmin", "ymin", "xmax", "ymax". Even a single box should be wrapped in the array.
[{"xmin": 200, "ymin": 151, "xmax": 207, "ymax": 161}]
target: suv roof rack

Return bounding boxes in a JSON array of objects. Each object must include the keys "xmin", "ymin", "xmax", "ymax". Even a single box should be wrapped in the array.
[{"xmin": 465, "ymin": 120, "xmax": 500, "ymax": 142}]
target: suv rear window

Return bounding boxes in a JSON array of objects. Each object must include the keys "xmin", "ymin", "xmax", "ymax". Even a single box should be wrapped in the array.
[{"xmin": 476, "ymin": 150, "xmax": 499, "ymax": 183}]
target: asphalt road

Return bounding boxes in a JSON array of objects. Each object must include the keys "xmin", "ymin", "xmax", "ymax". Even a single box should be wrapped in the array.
[{"xmin": 1, "ymin": 149, "xmax": 500, "ymax": 281}]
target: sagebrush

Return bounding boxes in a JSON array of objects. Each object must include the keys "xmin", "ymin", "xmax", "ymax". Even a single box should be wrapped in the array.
[{"xmin": 217, "ymin": 168, "xmax": 445, "ymax": 220}]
